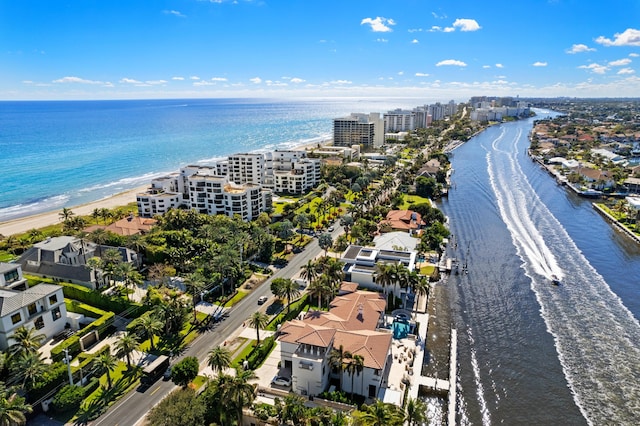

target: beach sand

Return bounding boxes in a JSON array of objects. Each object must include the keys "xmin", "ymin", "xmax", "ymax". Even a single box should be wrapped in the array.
[{"xmin": 0, "ymin": 185, "xmax": 148, "ymax": 237}]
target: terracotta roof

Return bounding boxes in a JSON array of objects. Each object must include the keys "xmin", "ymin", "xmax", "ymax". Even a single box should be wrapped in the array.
[
  {"xmin": 85, "ymin": 216, "xmax": 157, "ymax": 236},
  {"xmin": 383, "ymin": 210, "xmax": 425, "ymax": 230},
  {"xmin": 334, "ymin": 329, "xmax": 392, "ymax": 369},
  {"xmin": 278, "ymin": 320, "xmax": 336, "ymax": 346}
]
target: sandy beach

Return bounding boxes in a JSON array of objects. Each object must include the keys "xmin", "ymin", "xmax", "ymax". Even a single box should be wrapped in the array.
[{"xmin": 0, "ymin": 185, "xmax": 148, "ymax": 237}]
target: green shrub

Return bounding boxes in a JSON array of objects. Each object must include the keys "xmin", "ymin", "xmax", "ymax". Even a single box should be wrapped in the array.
[
  {"xmin": 59, "ymin": 281, "xmax": 140, "ymax": 314},
  {"xmin": 30, "ymin": 362, "xmax": 68, "ymax": 400},
  {"xmin": 83, "ymin": 377, "xmax": 101, "ymax": 396},
  {"xmin": 50, "ymin": 307, "xmax": 115, "ymax": 362},
  {"xmin": 52, "ymin": 384, "xmax": 85, "ymax": 412},
  {"xmin": 246, "ymin": 335, "xmax": 276, "ymax": 370},
  {"xmin": 267, "ymin": 294, "xmax": 309, "ymax": 331}
]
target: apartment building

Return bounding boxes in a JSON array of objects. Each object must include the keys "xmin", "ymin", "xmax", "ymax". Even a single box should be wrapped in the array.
[
  {"xmin": 384, "ymin": 109, "xmax": 416, "ymax": 133},
  {"xmin": 333, "ymin": 113, "xmax": 384, "ymax": 148}
]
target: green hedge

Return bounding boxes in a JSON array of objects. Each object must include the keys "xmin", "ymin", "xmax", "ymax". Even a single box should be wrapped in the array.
[
  {"xmin": 246, "ymin": 335, "xmax": 276, "ymax": 370},
  {"xmin": 59, "ymin": 281, "xmax": 139, "ymax": 314},
  {"xmin": 52, "ymin": 384, "xmax": 85, "ymax": 413},
  {"xmin": 29, "ymin": 362, "xmax": 68, "ymax": 401},
  {"xmin": 266, "ymin": 294, "xmax": 309, "ymax": 331},
  {"xmin": 50, "ymin": 304, "xmax": 115, "ymax": 362}
]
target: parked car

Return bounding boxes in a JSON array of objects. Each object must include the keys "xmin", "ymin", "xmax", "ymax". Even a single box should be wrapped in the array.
[
  {"xmin": 327, "ymin": 226, "xmax": 335, "ymax": 232},
  {"xmin": 163, "ymin": 366, "xmax": 172, "ymax": 380},
  {"xmin": 271, "ymin": 376, "xmax": 292, "ymax": 387},
  {"xmin": 258, "ymin": 296, "xmax": 268, "ymax": 305}
]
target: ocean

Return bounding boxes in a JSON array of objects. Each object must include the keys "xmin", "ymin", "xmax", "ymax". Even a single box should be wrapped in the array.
[{"xmin": 0, "ymin": 97, "xmax": 422, "ymax": 222}]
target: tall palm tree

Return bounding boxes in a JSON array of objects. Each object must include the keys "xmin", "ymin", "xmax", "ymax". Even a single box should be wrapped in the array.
[
  {"xmin": 10, "ymin": 352, "xmax": 46, "ymax": 390},
  {"xmin": 307, "ymin": 278, "xmax": 330, "ymax": 309},
  {"xmin": 354, "ymin": 400, "xmax": 404, "ymax": 426},
  {"xmin": 345, "ymin": 354, "xmax": 364, "ymax": 399},
  {"xmin": 185, "ymin": 271, "xmax": 207, "ymax": 321},
  {"xmin": 8, "ymin": 326, "xmax": 44, "ymax": 359},
  {"xmin": 299, "ymin": 259, "xmax": 318, "ymax": 285},
  {"xmin": 134, "ymin": 314, "xmax": 163, "ymax": 351},
  {"xmin": 0, "ymin": 383, "xmax": 32, "ymax": 426},
  {"xmin": 100, "ymin": 248, "xmax": 123, "ymax": 287},
  {"xmin": 115, "ymin": 332, "xmax": 140, "ymax": 368},
  {"xmin": 404, "ymin": 397, "xmax": 428, "ymax": 426},
  {"xmin": 207, "ymin": 346, "xmax": 232, "ymax": 376},
  {"xmin": 247, "ymin": 311, "xmax": 269, "ymax": 345},
  {"xmin": 329, "ymin": 345, "xmax": 350, "ymax": 392},
  {"xmin": 115, "ymin": 262, "xmax": 142, "ymax": 301},
  {"xmin": 375, "ymin": 263, "xmax": 393, "ymax": 297},
  {"xmin": 58, "ymin": 207, "xmax": 75, "ymax": 224},
  {"xmin": 270, "ymin": 278, "xmax": 300, "ymax": 314},
  {"xmin": 223, "ymin": 367, "xmax": 257, "ymax": 426},
  {"xmin": 94, "ymin": 351, "xmax": 118, "ymax": 389}
]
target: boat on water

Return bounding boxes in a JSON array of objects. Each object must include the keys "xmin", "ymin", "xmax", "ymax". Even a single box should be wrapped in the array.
[{"xmin": 551, "ymin": 275, "xmax": 561, "ymax": 286}]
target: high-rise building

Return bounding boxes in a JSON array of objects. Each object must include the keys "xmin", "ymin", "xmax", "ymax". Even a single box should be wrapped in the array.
[{"xmin": 333, "ymin": 113, "xmax": 383, "ymax": 147}]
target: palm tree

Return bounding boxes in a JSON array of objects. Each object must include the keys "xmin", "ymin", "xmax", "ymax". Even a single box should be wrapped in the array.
[
  {"xmin": 307, "ymin": 278, "xmax": 330, "ymax": 308},
  {"xmin": 354, "ymin": 400, "xmax": 404, "ymax": 426},
  {"xmin": 404, "ymin": 397, "xmax": 428, "ymax": 426},
  {"xmin": 375, "ymin": 263, "xmax": 393, "ymax": 297},
  {"xmin": 100, "ymin": 248, "xmax": 123, "ymax": 287},
  {"xmin": 270, "ymin": 278, "xmax": 300, "ymax": 314},
  {"xmin": 94, "ymin": 351, "xmax": 118, "ymax": 389},
  {"xmin": 223, "ymin": 367, "xmax": 257, "ymax": 426},
  {"xmin": 0, "ymin": 383, "xmax": 32, "ymax": 426},
  {"xmin": 329, "ymin": 345, "xmax": 350, "ymax": 392},
  {"xmin": 115, "ymin": 262, "xmax": 142, "ymax": 301},
  {"xmin": 247, "ymin": 311, "xmax": 269, "ymax": 345},
  {"xmin": 58, "ymin": 207, "xmax": 75, "ymax": 224},
  {"xmin": 10, "ymin": 352, "xmax": 46, "ymax": 390},
  {"xmin": 8, "ymin": 326, "xmax": 44, "ymax": 359},
  {"xmin": 134, "ymin": 314, "xmax": 163, "ymax": 351},
  {"xmin": 299, "ymin": 259, "xmax": 318, "ymax": 285},
  {"xmin": 318, "ymin": 233, "xmax": 333, "ymax": 257},
  {"xmin": 185, "ymin": 271, "xmax": 207, "ymax": 321},
  {"xmin": 115, "ymin": 332, "xmax": 140, "ymax": 368},
  {"xmin": 344, "ymin": 353, "xmax": 365, "ymax": 399},
  {"xmin": 207, "ymin": 346, "xmax": 232, "ymax": 376}
]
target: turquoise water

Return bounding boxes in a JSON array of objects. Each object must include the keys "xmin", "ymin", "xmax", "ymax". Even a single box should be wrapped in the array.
[
  {"xmin": 0, "ymin": 97, "xmax": 423, "ymax": 222},
  {"xmin": 393, "ymin": 319, "xmax": 411, "ymax": 339}
]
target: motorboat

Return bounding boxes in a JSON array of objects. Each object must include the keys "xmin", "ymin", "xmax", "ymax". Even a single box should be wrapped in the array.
[{"xmin": 551, "ymin": 275, "xmax": 561, "ymax": 286}]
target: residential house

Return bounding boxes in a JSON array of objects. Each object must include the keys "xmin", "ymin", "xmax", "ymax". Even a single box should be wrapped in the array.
[
  {"xmin": 85, "ymin": 215, "xmax": 157, "ymax": 236},
  {"xmin": 0, "ymin": 283, "xmax": 66, "ymax": 350},
  {"xmin": 382, "ymin": 210, "xmax": 426, "ymax": 233},
  {"xmin": 578, "ymin": 167, "xmax": 615, "ymax": 190},
  {"xmin": 0, "ymin": 262, "xmax": 28, "ymax": 291},
  {"xmin": 277, "ymin": 286, "xmax": 392, "ymax": 398}
]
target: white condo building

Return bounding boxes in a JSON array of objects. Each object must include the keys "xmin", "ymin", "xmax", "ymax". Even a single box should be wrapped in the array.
[{"xmin": 333, "ymin": 113, "xmax": 384, "ymax": 148}]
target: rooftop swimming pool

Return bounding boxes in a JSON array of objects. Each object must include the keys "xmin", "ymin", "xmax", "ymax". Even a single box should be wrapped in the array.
[{"xmin": 392, "ymin": 318, "xmax": 412, "ymax": 339}]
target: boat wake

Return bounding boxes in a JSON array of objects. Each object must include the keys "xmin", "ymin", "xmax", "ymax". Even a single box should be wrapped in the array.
[{"xmin": 483, "ymin": 123, "xmax": 640, "ymax": 424}]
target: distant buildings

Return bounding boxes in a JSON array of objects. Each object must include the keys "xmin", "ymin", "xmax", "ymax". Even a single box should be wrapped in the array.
[
  {"xmin": 137, "ymin": 149, "xmax": 321, "ymax": 219},
  {"xmin": 333, "ymin": 113, "xmax": 384, "ymax": 147},
  {"xmin": 469, "ymin": 96, "xmax": 531, "ymax": 122}
]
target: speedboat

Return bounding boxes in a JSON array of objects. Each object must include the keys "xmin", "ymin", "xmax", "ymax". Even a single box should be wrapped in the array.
[{"xmin": 551, "ymin": 275, "xmax": 561, "ymax": 286}]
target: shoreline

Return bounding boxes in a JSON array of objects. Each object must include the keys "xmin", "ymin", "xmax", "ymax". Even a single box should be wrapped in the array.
[
  {"xmin": 0, "ymin": 185, "xmax": 148, "ymax": 237},
  {"xmin": 0, "ymin": 139, "xmax": 333, "ymax": 238}
]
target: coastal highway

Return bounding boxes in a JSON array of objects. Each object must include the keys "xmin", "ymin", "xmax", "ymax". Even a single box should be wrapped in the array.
[{"xmin": 91, "ymin": 224, "xmax": 342, "ymax": 426}]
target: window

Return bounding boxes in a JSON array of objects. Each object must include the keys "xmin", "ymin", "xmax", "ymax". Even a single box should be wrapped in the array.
[
  {"xmin": 3, "ymin": 269, "xmax": 19, "ymax": 283},
  {"xmin": 49, "ymin": 294, "xmax": 58, "ymax": 305},
  {"xmin": 28, "ymin": 303, "xmax": 37, "ymax": 316},
  {"xmin": 34, "ymin": 316, "xmax": 44, "ymax": 330},
  {"xmin": 52, "ymin": 307, "xmax": 62, "ymax": 321},
  {"xmin": 11, "ymin": 313, "xmax": 21, "ymax": 325}
]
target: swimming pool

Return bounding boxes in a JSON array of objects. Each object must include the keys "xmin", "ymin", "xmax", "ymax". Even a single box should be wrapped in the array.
[{"xmin": 393, "ymin": 319, "xmax": 411, "ymax": 339}]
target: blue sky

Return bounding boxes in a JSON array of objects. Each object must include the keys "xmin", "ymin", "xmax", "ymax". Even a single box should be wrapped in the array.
[{"xmin": 2, "ymin": 0, "xmax": 640, "ymax": 101}]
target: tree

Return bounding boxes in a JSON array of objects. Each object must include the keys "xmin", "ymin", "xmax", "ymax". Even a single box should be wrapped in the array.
[
  {"xmin": 170, "ymin": 356, "xmax": 199, "ymax": 387},
  {"xmin": 206, "ymin": 346, "xmax": 231, "ymax": 376},
  {"xmin": 340, "ymin": 214, "xmax": 354, "ymax": 239},
  {"xmin": 329, "ymin": 345, "xmax": 350, "ymax": 392},
  {"xmin": 318, "ymin": 233, "xmax": 333, "ymax": 257},
  {"xmin": 10, "ymin": 352, "xmax": 45, "ymax": 390},
  {"xmin": 185, "ymin": 271, "xmax": 207, "ymax": 321},
  {"xmin": 344, "ymin": 353, "xmax": 365, "ymax": 399},
  {"xmin": 115, "ymin": 332, "xmax": 140, "ymax": 368},
  {"xmin": 101, "ymin": 248, "xmax": 123, "ymax": 287},
  {"xmin": 307, "ymin": 278, "xmax": 330, "ymax": 308},
  {"xmin": 224, "ymin": 368, "xmax": 257, "ymax": 426},
  {"xmin": 115, "ymin": 261, "xmax": 143, "ymax": 301},
  {"xmin": 134, "ymin": 314, "xmax": 163, "ymax": 351},
  {"xmin": 270, "ymin": 278, "xmax": 300, "ymax": 314},
  {"xmin": 58, "ymin": 207, "xmax": 75, "ymax": 224},
  {"xmin": 95, "ymin": 351, "xmax": 118, "ymax": 389},
  {"xmin": 353, "ymin": 400, "xmax": 404, "ymax": 426},
  {"xmin": 7, "ymin": 326, "xmax": 44, "ymax": 359},
  {"xmin": 0, "ymin": 383, "xmax": 32, "ymax": 425},
  {"xmin": 146, "ymin": 388, "xmax": 206, "ymax": 426},
  {"xmin": 299, "ymin": 259, "xmax": 318, "ymax": 285},
  {"xmin": 405, "ymin": 397, "xmax": 428, "ymax": 426},
  {"xmin": 248, "ymin": 311, "xmax": 269, "ymax": 345}
]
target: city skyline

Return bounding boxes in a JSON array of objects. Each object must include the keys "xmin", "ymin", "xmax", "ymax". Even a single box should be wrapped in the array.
[{"xmin": 2, "ymin": 0, "xmax": 640, "ymax": 101}]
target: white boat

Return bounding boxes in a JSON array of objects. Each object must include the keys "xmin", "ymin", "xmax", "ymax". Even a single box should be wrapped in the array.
[{"xmin": 551, "ymin": 275, "xmax": 561, "ymax": 286}]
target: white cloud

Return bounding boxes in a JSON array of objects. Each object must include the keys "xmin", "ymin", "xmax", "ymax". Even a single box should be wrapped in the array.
[
  {"xmin": 408, "ymin": 28, "xmax": 423, "ymax": 33},
  {"xmin": 54, "ymin": 76, "xmax": 105, "ymax": 85},
  {"xmin": 250, "ymin": 77, "xmax": 262, "ymax": 84},
  {"xmin": 436, "ymin": 59, "xmax": 467, "ymax": 67},
  {"xmin": 532, "ymin": 62, "xmax": 548, "ymax": 67},
  {"xmin": 609, "ymin": 58, "xmax": 632, "ymax": 66},
  {"xmin": 618, "ymin": 68, "xmax": 635, "ymax": 75},
  {"xmin": 172, "ymin": 76, "xmax": 185, "ymax": 81},
  {"xmin": 411, "ymin": 39, "xmax": 419, "ymax": 44},
  {"xmin": 415, "ymin": 72, "xmax": 430, "ymax": 77},
  {"xmin": 630, "ymin": 53, "xmax": 640, "ymax": 57},
  {"xmin": 596, "ymin": 28, "xmax": 640, "ymax": 46},
  {"xmin": 211, "ymin": 77, "xmax": 228, "ymax": 81},
  {"xmin": 443, "ymin": 27, "xmax": 455, "ymax": 33},
  {"xmin": 397, "ymin": 71, "xmax": 404, "ymax": 76},
  {"xmin": 495, "ymin": 63, "xmax": 504, "ymax": 68},
  {"xmin": 163, "ymin": 10, "xmax": 186, "ymax": 18},
  {"xmin": 452, "ymin": 19, "xmax": 481, "ymax": 32},
  {"xmin": 361, "ymin": 17, "xmax": 395, "ymax": 33},
  {"xmin": 289, "ymin": 77, "xmax": 305, "ymax": 84},
  {"xmin": 578, "ymin": 63, "xmax": 608, "ymax": 74},
  {"xmin": 376, "ymin": 38, "xmax": 388, "ymax": 43},
  {"xmin": 193, "ymin": 80, "xmax": 215, "ymax": 86},
  {"xmin": 329, "ymin": 80, "xmax": 352, "ymax": 85},
  {"xmin": 145, "ymin": 80, "xmax": 167, "ymax": 85},
  {"xmin": 432, "ymin": 12, "xmax": 447, "ymax": 19},
  {"xmin": 120, "ymin": 78, "xmax": 142, "ymax": 84},
  {"xmin": 429, "ymin": 26, "xmax": 442, "ymax": 32},
  {"xmin": 190, "ymin": 76, "xmax": 200, "ymax": 80},
  {"xmin": 482, "ymin": 65, "xmax": 491, "ymax": 69},
  {"xmin": 567, "ymin": 43, "xmax": 596, "ymax": 54}
]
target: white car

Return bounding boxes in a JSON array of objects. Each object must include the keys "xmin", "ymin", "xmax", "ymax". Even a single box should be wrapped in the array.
[
  {"xmin": 271, "ymin": 376, "xmax": 292, "ymax": 387},
  {"xmin": 257, "ymin": 296, "xmax": 268, "ymax": 305},
  {"xmin": 327, "ymin": 226, "xmax": 335, "ymax": 232}
]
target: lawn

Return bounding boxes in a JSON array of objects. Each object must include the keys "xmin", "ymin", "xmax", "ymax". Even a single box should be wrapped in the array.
[{"xmin": 400, "ymin": 194, "xmax": 431, "ymax": 209}]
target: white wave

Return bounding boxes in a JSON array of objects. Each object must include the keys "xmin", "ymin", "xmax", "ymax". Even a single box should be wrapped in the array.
[
  {"xmin": 0, "ymin": 194, "xmax": 70, "ymax": 222},
  {"xmin": 485, "ymin": 121, "xmax": 640, "ymax": 424},
  {"xmin": 467, "ymin": 328, "xmax": 492, "ymax": 425},
  {"xmin": 77, "ymin": 172, "xmax": 165, "ymax": 194}
]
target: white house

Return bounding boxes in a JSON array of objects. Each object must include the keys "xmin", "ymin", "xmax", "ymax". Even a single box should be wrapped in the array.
[
  {"xmin": 0, "ymin": 263, "xmax": 28, "ymax": 291},
  {"xmin": 277, "ymin": 286, "xmax": 392, "ymax": 398},
  {"xmin": 0, "ymin": 283, "xmax": 67, "ymax": 350}
]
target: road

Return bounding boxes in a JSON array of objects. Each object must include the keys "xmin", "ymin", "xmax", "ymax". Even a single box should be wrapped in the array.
[{"xmin": 91, "ymin": 224, "xmax": 342, "ymax": 426}]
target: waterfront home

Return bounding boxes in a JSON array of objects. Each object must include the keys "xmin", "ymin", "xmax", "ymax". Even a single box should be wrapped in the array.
[
  {"xmin": 382, "ymin": 210, "xmax": 426, "ymax": 233},
  {"xmin": 0, "ymin": 283, "xmax": 66, "ymax": 350},
  {"xmin": 17, "ymin": 236, "xmax": 138, "ymax": 290},
  {"xmin": 85, "ymin": 215, "xmax": 157, "ymax": 236},
  {"xmin": 277, "ymin": 285, "xmax": 392, "ymax": 398},
  {"xmin": 0, "ymin": 262, "xmax": 28, "ymax": 291},
  {"xmin": 577, "ymin": 167, "xmax": 615, "ymax": 190}
]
